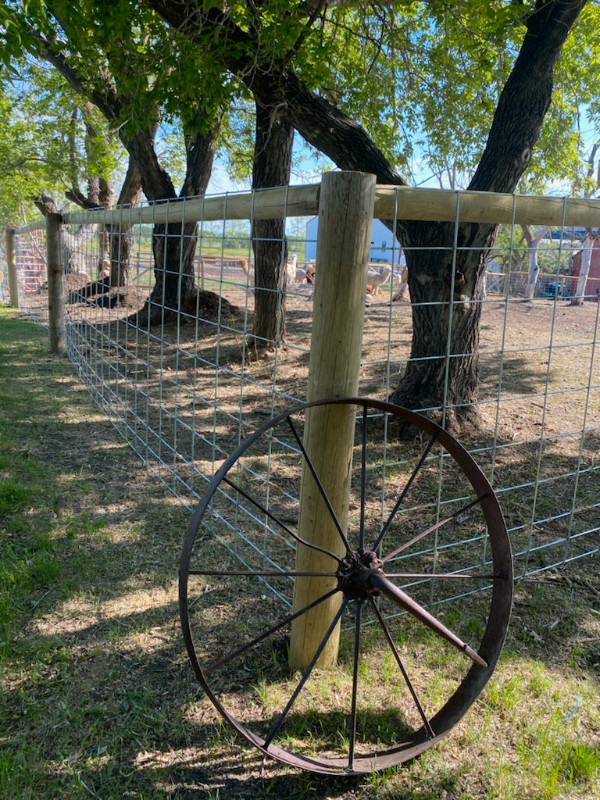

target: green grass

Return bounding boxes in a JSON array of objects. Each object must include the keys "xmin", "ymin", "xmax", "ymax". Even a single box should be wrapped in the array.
[
  {"xmin": 1, "ymin": 305, "xmax": 599, "ymax": 799},
  {"xmin": 0, "ymin": 308, "xmax": 191, "ymax": 798}
]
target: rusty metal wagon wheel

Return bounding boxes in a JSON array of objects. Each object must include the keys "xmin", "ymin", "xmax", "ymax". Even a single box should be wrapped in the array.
[{"xmin": 180, "ymin": 398, "xmax": 513, "ymax": 775}]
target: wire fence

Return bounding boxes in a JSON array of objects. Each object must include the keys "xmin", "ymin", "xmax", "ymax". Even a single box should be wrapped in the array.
[{"xmin": 4, "ymin": 181, "xmax": 599, "ymax": 604}]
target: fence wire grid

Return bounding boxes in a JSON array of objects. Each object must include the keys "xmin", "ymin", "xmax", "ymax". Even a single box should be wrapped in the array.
[{"xmin": 5, "ymin": 183, "xmax": 599, "ymax": 607}]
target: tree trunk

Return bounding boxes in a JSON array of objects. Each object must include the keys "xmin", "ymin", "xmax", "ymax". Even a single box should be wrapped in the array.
[
  {"xmin": 126, "ymin": 125, "xmax": 216, "ymax": 324},
  {"xmin": 570, "ymin": 233, "xmax": 595, "ymax": 306},
  {"xmin": 249, "ymin": 103, "xmax": 294, "ymax": 354},
  {"xmin": 88, "ymin": 178, "xmax": 115, "ymax": 277},
  {"xmin": 390, "ymin": 220, "xmax": 495, "ymax": 431},
  {"xmin": 523, "ymin": 226, "xmax": 550, "ymax": 300},
  {"xmin": 67, "ymin": 158, "xmax": 143, "ymax": 304},
  {"xmin": 107, "ymin": 158, "xmax": 143, "ymax": 288},
  {"xmin": 148, "ymin": 220, "xmax": 197, "ymax": 319}
]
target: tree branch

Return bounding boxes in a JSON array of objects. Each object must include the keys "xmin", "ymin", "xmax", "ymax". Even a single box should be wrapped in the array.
[
  {"xmin": 32, "ymin": 193, "xmax": 60, "ymax": 216},
  {"xmin": 27, "ymin": 27, "xmax": 123, "ymax": 123},
  {"xmin": 281, "ymin": 0, "xmax": 328, "ymax": 69},
  {"xmin": 64, "ymin": 188, "xmax": 101, "ymax": 209},
  {"xmin": 144, "ymin": 0, "xmax": 407, "ymax": 186},
  {"xmin": 469, "ymin": 0, "xmax": 588, "ymax": 194},
  {"xmin": 2, "ymin": 156, "xmax": 48, "ymax": 172}
]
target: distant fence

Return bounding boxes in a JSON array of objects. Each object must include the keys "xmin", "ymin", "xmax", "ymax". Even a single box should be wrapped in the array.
[
  {"xmin": 485, "ymin": 268, "xmax": 600, "ymax": 300},
  {"xmin": 3, "ymin": 178, "xmax": 599, "ymax": 597}
]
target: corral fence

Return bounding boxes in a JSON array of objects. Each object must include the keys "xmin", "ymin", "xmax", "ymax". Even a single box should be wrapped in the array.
[{"xmin": 3, "ymin": 174, "xmax": 599, "ymax": 602}]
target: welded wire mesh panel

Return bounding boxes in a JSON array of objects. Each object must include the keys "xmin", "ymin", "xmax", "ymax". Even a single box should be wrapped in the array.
[
  {"xmin": 10, "ymin": 228, "xmax": 49, "ymax": 323},
  {"xmin": 360, "ymin": 189, "xmax": 599, "ymax": 580},
  {"xmin": 8, "ymin": 185, "xmax": 599, "ymax": 590},
  {"xmin": 184, "ymin": 400, "xmax": 502, "ymax": 616},
  {"xmin": 0, "ymin": 242, "xmax": 7, "ymax": 304},
  {"xmin": 55, "ymin": 194, "xmax": 316, "ymax": 512}
]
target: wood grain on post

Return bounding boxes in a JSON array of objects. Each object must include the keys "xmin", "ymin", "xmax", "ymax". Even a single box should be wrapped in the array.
[
  {"xmin": 5, "ymin": 228, "xmax": 19, "ymax": 308},
  {"xmin": 46, "ymin": 213, "xmax": 66, "ymax": 356},
  {"xmin": 290, "ymin": 171, "xmax": 376, "ymax": 672}
]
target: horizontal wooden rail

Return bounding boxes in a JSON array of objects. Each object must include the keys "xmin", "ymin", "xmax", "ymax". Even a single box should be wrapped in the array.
[
  {"xmin": 59, "ymin": 185, "xmax": 321, "ymax": 227},
  {"xmin": 13, "ymin": 179, "xmax": 600, "ymax": 235},
  {"xmin": 14, "ymin": 220, "xmax": 46, "ymax": 234},
  {"xmin": 374, "ymin": 186, "xmax": 600, "ymax": 228}
]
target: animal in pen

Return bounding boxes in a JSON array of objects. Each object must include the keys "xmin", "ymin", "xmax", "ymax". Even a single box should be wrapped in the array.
[
  {"xmin": 238, "ymin": 253, "xmax": 311, "ymax": 287},
  {"xmin": 286, "ymin": 253, "xmax": 311, "ymax": 285},
  {"xmin": 366, "ymin": 265, "xmax": 392, "ymax": 297}
]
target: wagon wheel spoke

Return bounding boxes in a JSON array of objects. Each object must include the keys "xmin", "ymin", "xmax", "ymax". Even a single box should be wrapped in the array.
[
  {"xmin": 370, "ymin": 430, "xmax": 440, "ymax": 553},
  {"xmin": 383, "ymin": 571, "xmax": 501, "ymax": 580},
  {"xmin": 222, "ymin": 474, "xmax": 342, "ymax": 563},
  {"xmin": 286, "ymin": 414, "xmax": 352, "ymax": 553},
  {"xmin": 204, "ymin": 585, "xmax": 341, "ymax": 676},
  {"xmin": 369, "ymin": 597, "xmax": 435, "ymax": 739},
  {"xmin": 348, "ymin": 600, "xmax": 363, "ymax": 770},
  {"xmin": 187, "ymin": 569, "xmax": 338, "ymax": 578},
  {"xmin": 382, "ymin": 493, "xmax": 490, "ymax": 564},
  {"xmin": 263, "ymin": 598, "xmax": 349, "ymax": 749}
]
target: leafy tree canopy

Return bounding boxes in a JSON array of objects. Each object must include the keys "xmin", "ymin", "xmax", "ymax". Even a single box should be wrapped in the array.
[
  {"xmin": 3, "ymin": 1, "xmax": 599, "ymax": 212},
  {"xmin": 139, "ymin": 0, "xmax": 598, "ymax": 193},
  {"xmin": 1, "ymin": 0, "xmax": 240, "ymax": 138},
  {"xmin": 0, "ymin": 59, "xmax": 125, "ymax": 227},
  {"xmin": 285, "ymin": 0, "xmax": 600, "ymax": 192}
]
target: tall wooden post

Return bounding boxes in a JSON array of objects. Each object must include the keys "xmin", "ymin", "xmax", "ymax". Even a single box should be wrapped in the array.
[
  {"xmin": 290, "ymin": 171, "xmax": 376, "ymax": 672},
  {"xmin": 5, "ymin": 228, "xmax": 19, "ymax": 308},
  {"xmin": 46, "ymin": 213, "xmax": 66, "ymax": 356}
]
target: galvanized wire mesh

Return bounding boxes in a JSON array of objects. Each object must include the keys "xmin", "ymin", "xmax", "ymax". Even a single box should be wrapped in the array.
[{"xmin": 7, "ymin": 185, "xmax": 599, "ymax": 601}]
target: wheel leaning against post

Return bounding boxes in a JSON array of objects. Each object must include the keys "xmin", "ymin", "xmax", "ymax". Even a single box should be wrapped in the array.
[{"xmin": 180, "ymin": 398, "xmax": 513, "ymax": 776}]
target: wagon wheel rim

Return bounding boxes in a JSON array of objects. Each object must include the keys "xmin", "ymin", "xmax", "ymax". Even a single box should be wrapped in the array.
[{"xmin": 180, "ymin": 398, "xmax": 513, "ymax": 775}]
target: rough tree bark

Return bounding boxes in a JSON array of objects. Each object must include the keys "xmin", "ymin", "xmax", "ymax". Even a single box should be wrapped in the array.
[
  {"xmin": 249, "ymin": 102, "xmax": 294, "ymax": 354},
  {"xmin": 146, "ymin": 0, "xmax": 587, "ymax": 429}
]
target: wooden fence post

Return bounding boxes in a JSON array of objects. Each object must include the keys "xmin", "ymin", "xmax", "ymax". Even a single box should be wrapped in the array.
[
  {"xmin": 46, "ymin": 213, "xmax": 66, "ymax": 355},
  {"xmin": 5, "ymin": 228, "xmax": 19, "ymax": 308},
  {"xmin": 290, "ymin": 171, "xmax": 376, "ymax": 672}
]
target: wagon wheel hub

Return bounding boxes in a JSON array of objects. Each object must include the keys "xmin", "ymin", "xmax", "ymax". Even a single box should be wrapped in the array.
[{"xmin": 337, "ymin": 550, "xmax": 384, "ymax": 601}]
